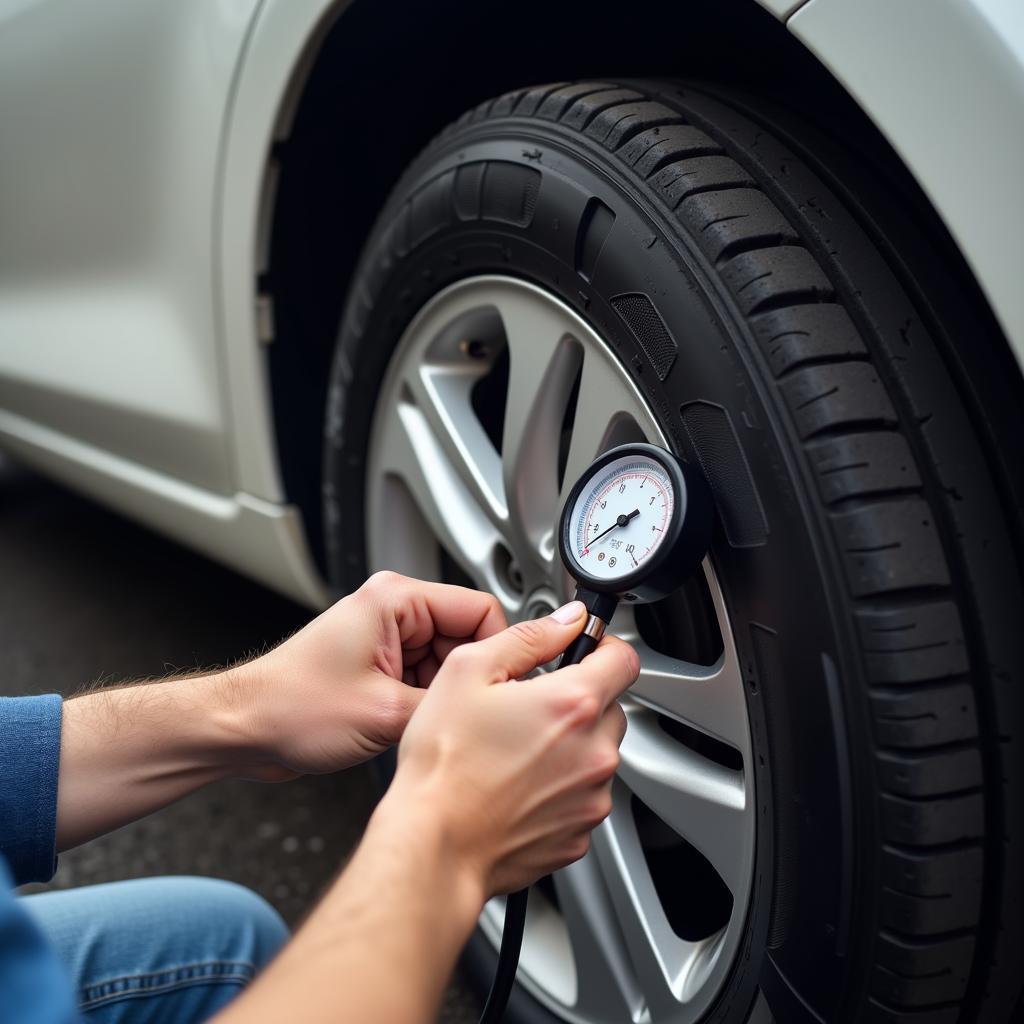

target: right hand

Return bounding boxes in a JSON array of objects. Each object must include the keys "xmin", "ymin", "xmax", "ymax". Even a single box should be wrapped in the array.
[{"xmin": 385, "ymin": 600, "xmax": 639, "ymax": 896}]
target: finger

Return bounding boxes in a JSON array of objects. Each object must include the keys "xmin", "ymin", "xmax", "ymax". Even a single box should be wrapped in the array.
[
  {"xmin": 450, "ymin": 601, "xmax": 588, "ymax": 684},
  {"xmin": 547, "ymin": 635, "xmax": 640, "ymax": 712},
  {"xmin": 402, "ymin": 661, "xmax": 440, "ymax": 688},
  {"xmin": 400, "ymin": 641, "xmax": 433, "ymax": 668},
  {"xmin": 403, "ymin": 630, "xmax": 484, "ymax": 668},
  {"xmin": 369, "ymin": 573, "xmax": 507, "ymax": 649},
  {"xmin": 413, "ymin": 652, "xmax": 442, "ymax": 688},
  {"xmin": 402, "ymin": 634, "xmax": 480, "ymax": 685},
  {"xmin": 431, "ymin": 634, "xmax": 471, "ymax": 666}
]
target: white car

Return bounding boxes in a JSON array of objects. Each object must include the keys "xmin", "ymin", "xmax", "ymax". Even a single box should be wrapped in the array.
[{"xmin": 1, "ymin": 1, "xmax": 1021, "ymax": 1022}]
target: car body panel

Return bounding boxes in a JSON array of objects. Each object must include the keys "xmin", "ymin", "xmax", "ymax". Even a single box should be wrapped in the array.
[
  {"xmin": 0, "ymin": 0, "xmax": 328, "ymax": 606},
  {"xmin": 0, "ymin": 403, "xmax": 327, "ymax": 605},
  {"xmin": 790, "ymin": 0, "xmax": 1024, "ymax": 366},
  {"xmin": 0, "ymin": 0, "xmax": 259, "ymax": 491},
  {"xmin": 0, "ymin": 0, "xmax": 1020, "ymax": 608}
]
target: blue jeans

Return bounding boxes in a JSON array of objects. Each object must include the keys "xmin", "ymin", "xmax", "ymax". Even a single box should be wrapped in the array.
[{"xmin": 21, "ymin": 876, "xmax": 289, "ymax": 1024}]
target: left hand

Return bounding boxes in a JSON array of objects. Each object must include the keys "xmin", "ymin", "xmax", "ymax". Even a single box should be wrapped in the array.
[{"xmin": 222, "ymin": 572, "xmax": 506, "ymax": 781}]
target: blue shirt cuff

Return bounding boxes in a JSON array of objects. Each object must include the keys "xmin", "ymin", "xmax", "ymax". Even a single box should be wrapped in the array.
[{"xmin": 0, "ymin": 695, "xmax": 62, "ymax": 885}]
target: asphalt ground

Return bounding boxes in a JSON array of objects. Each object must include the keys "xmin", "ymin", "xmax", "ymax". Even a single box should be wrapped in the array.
[{"xmin": 0, "ymin": 455, "xmax": 480, "ymax": 1023}]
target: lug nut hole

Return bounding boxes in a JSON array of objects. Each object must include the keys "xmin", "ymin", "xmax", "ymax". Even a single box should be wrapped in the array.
[
  {"xmin": 459, "ymin": 338, "xmax": 490, "ymax": 360},
  {"xmin": 495, "ymin": 546, "xmax": 524, "ymax": 594}
]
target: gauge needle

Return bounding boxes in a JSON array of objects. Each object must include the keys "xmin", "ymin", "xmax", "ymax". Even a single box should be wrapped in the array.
[{"xmin": 585, "ymin": 508, "xmax": 640, "ymax": 551}]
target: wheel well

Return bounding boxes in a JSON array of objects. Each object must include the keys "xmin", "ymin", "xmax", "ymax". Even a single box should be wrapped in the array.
[{"xmin": 265, "ymin": 0, "xmax": 1001, "ymax": 574}]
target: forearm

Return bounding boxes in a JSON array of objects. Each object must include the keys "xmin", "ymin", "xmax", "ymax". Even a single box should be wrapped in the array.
[
  {"xmin": 215, "ymin": 783, "xmax": 484, "ymax": 1024},
  {"xmin": 56, "ymin": 672, "xmax": 251, "ymax": 850}
]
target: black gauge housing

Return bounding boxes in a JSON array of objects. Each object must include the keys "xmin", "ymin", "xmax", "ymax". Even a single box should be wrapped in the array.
[{"xmin": 558, "ymin": 443, "xmax": 714, "ymax": 604}]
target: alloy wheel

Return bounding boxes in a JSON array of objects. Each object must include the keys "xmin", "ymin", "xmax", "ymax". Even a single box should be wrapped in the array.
[{"xmin": 365, "ymin": 276, "xmax": 755, "ymax": 1024}]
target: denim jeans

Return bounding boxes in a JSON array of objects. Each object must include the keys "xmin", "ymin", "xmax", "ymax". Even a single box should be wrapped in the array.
[{"xmin": 21, "ymin": 876, "xmax": 289, "ymax": 1024}]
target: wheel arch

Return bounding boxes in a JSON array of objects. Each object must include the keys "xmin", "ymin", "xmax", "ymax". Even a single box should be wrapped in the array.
[{"xmin": 225, "ymin": 0, "xmax": 1014, "ymax": 577}]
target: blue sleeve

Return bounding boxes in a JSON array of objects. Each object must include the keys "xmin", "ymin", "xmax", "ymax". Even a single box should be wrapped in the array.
[
  {"xmin": 0, "ymin": 695, "xmax": 62, "ymax": 885},
  {"xmin": 0, "ymin": 857, "xmax": 78, "ymax": 1024}
]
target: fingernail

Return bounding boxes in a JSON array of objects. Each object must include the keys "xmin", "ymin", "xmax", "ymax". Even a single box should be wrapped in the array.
[{"xmin": 550, "ymin": 600, "xmax": 585, "ymax": 624}]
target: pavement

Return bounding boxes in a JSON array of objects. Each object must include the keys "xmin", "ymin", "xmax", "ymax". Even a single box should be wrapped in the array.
[{"xmin": 0, "ymin": 455, "xmax": 480, "ymax": 1023}]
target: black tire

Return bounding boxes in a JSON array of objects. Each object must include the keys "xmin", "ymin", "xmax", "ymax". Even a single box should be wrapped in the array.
[{"xmin": 324, "ymin": 80, "xmax": 1024, "ymax": 1023}]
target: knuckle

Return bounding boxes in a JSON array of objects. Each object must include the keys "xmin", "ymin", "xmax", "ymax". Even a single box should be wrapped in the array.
[
  {"xmin": 586, "ymin": 791, "xmax": 613, "ymax": 826},
  {"xmin": 606, "ymin": 704, "xmax": 628, "ymax": 745},
  {"xmin": 611, "ymin": 703, "xmax": 627, "ymax": 734},
  {"xmin": 365, "ymin": 569, "xmax": 403, "ymax": 594},
  {"xmin": 600, "ymin": 743, "xmax": 622, "ymax": 777},
  {"xmin": 547, "ymin": 691, "xmax": 574, "ymax": 719},
  {"xmin": 573, "ymin": 692, "xmax": 601, "ymax": 726},
  {"xmin": 443, "ymin": 644, "xmax": 475, "ymax": 673},
  {"xmin": 568, "ymin": 834, "xmax": 591, "ymax": 863},
  {"xmin": 584, "ymin": 745, "xmax": 619, "ymax": 785},
  {"xmin": 550, "ymin": 681, "xmax": 602, "ymax": 726}
]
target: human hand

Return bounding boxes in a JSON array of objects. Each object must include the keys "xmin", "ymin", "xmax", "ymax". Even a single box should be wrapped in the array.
[
  {"xmin": 382, "ymin": 602, "xmax": 639, "ymax": 896},
  {"xmin": 223, "ymin": 572, "xmax": 506, "ymax": 781}
]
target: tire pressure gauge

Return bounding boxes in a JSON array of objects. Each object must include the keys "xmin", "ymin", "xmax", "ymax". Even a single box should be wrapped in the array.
[
  {"xmin": 480, "ymin": 443, "xmax": 714, "ymax": 1024},
  {"xmin": 555, "ymin": 442, "xmax": 715, "ymax": 666},
  {"xmin": 562, "ymin": 442, "xmax": 714, "ymax": 598}
]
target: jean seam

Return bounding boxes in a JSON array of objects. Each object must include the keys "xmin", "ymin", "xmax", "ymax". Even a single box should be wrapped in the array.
[{"xmin": 79, "ymin": 960, "xmax": 257, "ymax": 1009}]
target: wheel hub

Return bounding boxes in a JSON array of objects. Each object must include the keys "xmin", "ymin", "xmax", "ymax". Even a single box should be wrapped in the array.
[{"xmin": 522, "ymin": 588, "xmax": 559, "ymax": 624}]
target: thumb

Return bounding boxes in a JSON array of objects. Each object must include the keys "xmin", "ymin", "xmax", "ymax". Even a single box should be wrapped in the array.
[{"xmin": 462, "ymin": 600, "xmax": 588, "ymax": 683}]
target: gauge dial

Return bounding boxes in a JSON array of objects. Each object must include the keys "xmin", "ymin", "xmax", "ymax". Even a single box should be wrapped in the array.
[{"xmin": 567, "ymin": 454, "xmax": 675, "ymax": 582}]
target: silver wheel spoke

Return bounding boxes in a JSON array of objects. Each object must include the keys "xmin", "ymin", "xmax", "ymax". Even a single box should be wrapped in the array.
[
  {"xmin": 629, "ymin": 562, "xmax": 747, "ymax": 748},
  {"xmin": 553, "ymin": 855, "xmax": 644, "ymax": 1021},
  {"xmin": 590, "ymin": 796, "xmax": 686, "ymax": 1019},
  {"xmin": 405, "ymin": 360, "xmax": 507, "ymax": 530},
  {"xmin": 618, "ymin": 706, "xmax": 748, "ymax": 896},
  {"xmin": 629, "ymin": 646, "xmax": 745, "ymax": 751},
  {"xmin": 498, "ymin": 292, "xmax": 581, "ymax": 573},
  {"xmin": 371, "ymin": 395, "xmax": 510, "ymax": 604}
]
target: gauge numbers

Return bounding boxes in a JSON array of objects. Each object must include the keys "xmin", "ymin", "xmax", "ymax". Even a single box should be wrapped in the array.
[{"xmin": 569, "ymin": 454, "xmax": 674, "ymax": 582}]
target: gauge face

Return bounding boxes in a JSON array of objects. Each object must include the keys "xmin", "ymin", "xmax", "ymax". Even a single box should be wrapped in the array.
[{"xmin": 567, "ymin": 453, "xmax": 675, "ymax": 582}]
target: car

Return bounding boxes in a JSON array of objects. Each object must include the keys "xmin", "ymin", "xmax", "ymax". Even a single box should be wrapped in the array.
[{"xmin": 1, "ymin": 1, "xmax": 1021, "ymax": 1021}]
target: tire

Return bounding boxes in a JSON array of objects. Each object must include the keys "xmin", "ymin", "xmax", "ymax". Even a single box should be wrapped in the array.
[{"xmin": 324, "ymin": 80, "xmax": 1024, "ymax": 1023}]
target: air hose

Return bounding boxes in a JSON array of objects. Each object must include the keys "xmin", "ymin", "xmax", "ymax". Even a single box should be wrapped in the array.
[
  {"xmin": 477, "ymin": 888, "xmax": 529, "ymax": 1024},
  {"xmin": 478, "ymin": 590, "xmax": 614, "ymax": 1024}
]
